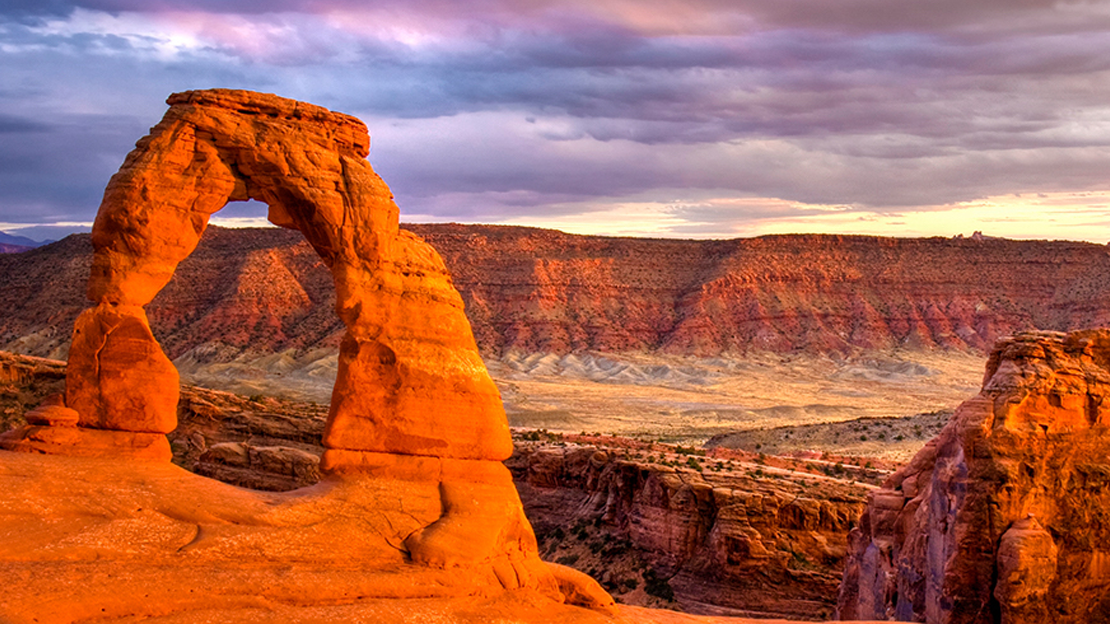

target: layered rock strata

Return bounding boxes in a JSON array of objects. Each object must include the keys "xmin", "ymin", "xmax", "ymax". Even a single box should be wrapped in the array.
[
  {"xmin": 510, "ymin": 442, "xmax": 868, "ymax": 620},
  {"xmin": 0, "ymin": 90, "xmax": 609, "ymax": 618},
  {"xmin": 0, "ymin": 351, "xmax": 66, "ymax": 433},
  {"xmin": 7, "ymin": 227, "xmax": 1110, "ymax": 365},
  {"xmin": 837, "ymin": 330, "xmax": 1110, "ymax": 623}
]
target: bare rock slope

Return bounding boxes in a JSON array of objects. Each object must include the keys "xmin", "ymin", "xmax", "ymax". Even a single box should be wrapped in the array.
[
  {"xmin": 1, "ymin": 350, "xmax": 872, "ymax": 621},
  {"xmin": 838, "ymin": 329, "xmax": 1110, "ymax": 623}
]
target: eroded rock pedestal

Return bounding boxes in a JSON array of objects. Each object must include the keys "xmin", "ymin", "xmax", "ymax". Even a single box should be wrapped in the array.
[
  {"xmin": 837, "ymin": 330, "xmax": 1110, "ymax": 623},
  {"xmin": 0, "ymin": 89, "xmax": 612, "ymax": 621}
]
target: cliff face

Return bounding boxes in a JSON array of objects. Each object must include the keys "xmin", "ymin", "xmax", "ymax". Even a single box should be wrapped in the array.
[
  {"xmin": 3, "ymin": 226, "xmax": 1110, "ymax": 361},
  {"xmin": 838, "ymin": 330, "xmax": 1110, "ymax": 623},
  {"xmin": 508, "ymin": 442, "xmax": 868, "ymax": 620},
  {"xmin": 409, "ymin": 225, "xmax": 1110, "ymax": 356},
  {"xmin": 0, "ymin": 353, "xmax": 66, "ymax": 433}
]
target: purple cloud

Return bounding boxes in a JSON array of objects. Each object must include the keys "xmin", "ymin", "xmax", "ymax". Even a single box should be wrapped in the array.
[{"xmin": 0, "ymin": 0, "xmax": 1108, "ymax": 239}]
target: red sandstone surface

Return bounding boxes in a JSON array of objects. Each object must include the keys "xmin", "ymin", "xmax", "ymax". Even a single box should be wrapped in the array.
[
  {"xmin": 4, "ymin": 226, "xmax": 1110, "ymax": 363},
  {"xmin": 838, "ymin": 329, "xmax": 1110, "ymax": 623}
]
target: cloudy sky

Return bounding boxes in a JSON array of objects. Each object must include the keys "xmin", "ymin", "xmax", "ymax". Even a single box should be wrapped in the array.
[{"xmin": 2, "ymin": 1, "xmax": 1110, "ymax": 242}]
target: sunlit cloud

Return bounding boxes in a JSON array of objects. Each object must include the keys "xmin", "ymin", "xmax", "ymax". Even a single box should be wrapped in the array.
[
  {"xmin": 484, "ymin": 192, "xmax": 1110, "ymax": 243},
  {"xmin": 0, "ymin": 220, "xmax": 93, "ymax": 232}
]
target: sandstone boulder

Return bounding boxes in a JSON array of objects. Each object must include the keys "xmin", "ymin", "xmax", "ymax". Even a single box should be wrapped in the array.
[{"xmin": 837, "ymin": 330, "xmax": 1110, "ymax": 623}]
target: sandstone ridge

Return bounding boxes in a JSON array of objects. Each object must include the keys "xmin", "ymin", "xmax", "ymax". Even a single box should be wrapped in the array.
[
  {"xmin": 6, "ymin": 227, "xmax": 1110, "ymax": 365},
  {"xmin": 0, "ymin": 89, "xmax": 613, "ymax": 620},
  {"xmin": 838, "ymin": 329, "xmax": 1110, "ymax": 623}
]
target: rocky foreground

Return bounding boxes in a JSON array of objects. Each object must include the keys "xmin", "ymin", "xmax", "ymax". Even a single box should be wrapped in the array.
[
  {"xmin": 0, "ymin": 349, "xmax": 873, "ymax": 620},
  {"xmin": 0, "ymin": 89, "xmax": 608, "ymax": 623},
  {"xmin": 7, "ymin": 328, "xmax": 1110, "ymax": 623},
  {"xmin": 511, "ymin": 439, "xmax": 871, "ymax": 619}
]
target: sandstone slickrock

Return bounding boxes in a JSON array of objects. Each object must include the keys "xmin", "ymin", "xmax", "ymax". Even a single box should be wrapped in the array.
[
  {"xmin": 0, "ymin": 89, "xmax": 610, "ymax": 620},
  {"xmin": 3, "ymin": 350, "xmax": 873, "ymax": 620},
  {"xmin": 837, "ymin": 330, "xmax": 1110, "ymax": 623}
]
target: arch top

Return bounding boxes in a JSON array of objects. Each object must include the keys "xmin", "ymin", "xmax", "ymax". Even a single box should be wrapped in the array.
[
  {"xmin": 166, "ymin": 89, "xmax": 370, "ymax": 159},
  {"xmin": 90, "ymin": 88, "xmax": 397, "ymax": 307}
]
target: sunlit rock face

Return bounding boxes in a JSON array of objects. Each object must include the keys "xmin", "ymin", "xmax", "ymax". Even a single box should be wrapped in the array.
[
  {"xmin": 0, "ymin": 90, "xmax": 615, "ymax": 619},
  {"xmin": 837, "ymin": 330, "xmax": 1110, "ymax": 623}
]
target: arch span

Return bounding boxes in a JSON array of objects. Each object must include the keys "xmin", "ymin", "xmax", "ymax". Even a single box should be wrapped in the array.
[{"xmin": 60, "ymin": 89, "xmax": 511, "ymax": 464}]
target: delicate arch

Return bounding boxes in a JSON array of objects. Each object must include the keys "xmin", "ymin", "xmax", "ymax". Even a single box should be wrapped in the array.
[{"xmin": 65, "ymin": 89, "xmax": 510, "ymax": 464}]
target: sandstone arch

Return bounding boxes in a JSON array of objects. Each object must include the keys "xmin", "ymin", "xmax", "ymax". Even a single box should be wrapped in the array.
[
  {"xmin": 0, "ymin": 89, "xmax": 616, "ymax": 613},
  {"xmin": 42, "ymin": 89, "xmax": 509, "ymax": 465}
]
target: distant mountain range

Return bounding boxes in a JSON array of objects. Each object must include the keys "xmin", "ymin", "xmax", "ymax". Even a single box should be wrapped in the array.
[
  {"xmin": 0, "ymin": 231, "xmax": 51, "ymax": 253},
  {"xmin": 2, "ymin": 224, "xmax": 1110, "ymax": 362}
]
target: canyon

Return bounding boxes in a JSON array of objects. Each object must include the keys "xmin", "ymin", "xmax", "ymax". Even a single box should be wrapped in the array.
[{"xmin": 9, "ymin": 329, "xmax": 1110, "ymax": 622}]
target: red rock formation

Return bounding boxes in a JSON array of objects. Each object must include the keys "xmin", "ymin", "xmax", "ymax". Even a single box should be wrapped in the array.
[
  {"xmin": 37, "ymin": 89, "xmax": 506, "ymax": 464},
  {"xmin": 0, "ymin": 352, "xmax": 66, "ymax": 434},
  {"xmin": 0, "ymin": 90, "xmax": 611, "ymax": 616},
  {"xmin": 7, "ymin": 227, "xmax": 1110, "ymax": 364},
  {"xmin": 837, "ymin": 330, "xmax": 1110, "ymax": 623},
  {"xmin": 1, "ymin": 350, "xmax": 885, "ymax": 622}
]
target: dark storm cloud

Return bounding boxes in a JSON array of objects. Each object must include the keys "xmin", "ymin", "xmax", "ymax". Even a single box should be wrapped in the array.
[{"xmin": 0, "ymin": 114, "xmax": 150, "ymax": 222}]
